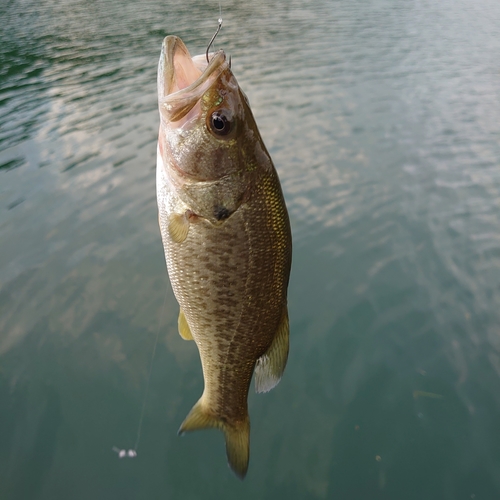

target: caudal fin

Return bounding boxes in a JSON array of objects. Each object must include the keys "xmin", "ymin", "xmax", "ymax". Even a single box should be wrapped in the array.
[
  {"xmin": 178, "ymin": 399, "xmax": 250, "ymax": 479},
  {"xmin": 223, "ymin": 420, "xmax": 250, "ymax": 479}
]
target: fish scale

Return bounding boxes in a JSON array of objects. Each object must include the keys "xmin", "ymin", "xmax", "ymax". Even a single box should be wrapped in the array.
[{"xmin": 156, "ymin": 35, "xmax": 291, "ymax": 478}]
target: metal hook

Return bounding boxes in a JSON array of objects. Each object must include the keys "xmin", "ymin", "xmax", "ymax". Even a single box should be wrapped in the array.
[{"xmin": 206, "ymin": 18, "xmax": 223, "ymax": 64}]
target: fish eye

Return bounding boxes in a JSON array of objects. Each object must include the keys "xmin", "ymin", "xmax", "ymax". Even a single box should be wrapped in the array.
[{"xmin": 209, "ymin": 110, "xmax": 232, "ymax": 136}]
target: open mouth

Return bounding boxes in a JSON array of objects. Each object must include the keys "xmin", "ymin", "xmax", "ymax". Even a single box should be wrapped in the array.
[{"xmin": 158, "ymin": 36, "xmax": 228, "ymax": 123}]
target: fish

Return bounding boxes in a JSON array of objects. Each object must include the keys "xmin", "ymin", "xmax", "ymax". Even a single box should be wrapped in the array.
[{"xmin": 156, "ymin": 35, "xmax": 292, "ymax": 479}]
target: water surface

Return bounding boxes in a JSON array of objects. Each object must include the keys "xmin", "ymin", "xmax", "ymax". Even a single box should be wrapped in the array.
[{"xmin": 2, "ymin": 0, "xmax": 500, "ymax": 498}]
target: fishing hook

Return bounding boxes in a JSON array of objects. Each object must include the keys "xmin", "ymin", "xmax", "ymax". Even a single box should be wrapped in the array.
[{"xmin": 206, "ymin": 18, "xmax": 223, "ymax": 64}]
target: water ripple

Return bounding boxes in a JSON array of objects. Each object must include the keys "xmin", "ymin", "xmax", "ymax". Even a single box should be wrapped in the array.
[{"xmin": 2, "ymin": 0, "xmax": 500, "ymax": 497}]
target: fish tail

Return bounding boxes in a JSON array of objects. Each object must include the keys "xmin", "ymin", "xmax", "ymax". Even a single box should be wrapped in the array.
[
  {"xmin": 178, "ymin": 399, "xmax": 219, "ymax": 434},
  {"xmin": 223, "ymin": 418, "xmax": 250, "ymax": 480},
  {"xmin": 178, "ymin": 399, "xmax": 250, "ymax": 479}
]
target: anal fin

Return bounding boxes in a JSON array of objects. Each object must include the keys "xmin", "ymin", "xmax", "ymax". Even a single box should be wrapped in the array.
[
  {"xmin": 254, "ymin": 306, "xmax": 289, "ymax": 393},
  {"xmin": 178, "ymin": 309, "xmax": 193, "ymax": 341}
]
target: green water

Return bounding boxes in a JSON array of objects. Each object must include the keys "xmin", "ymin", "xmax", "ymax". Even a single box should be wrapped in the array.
[{"xmin": 1, "ymin": 0, "xmax": 500, "ymax": 498}]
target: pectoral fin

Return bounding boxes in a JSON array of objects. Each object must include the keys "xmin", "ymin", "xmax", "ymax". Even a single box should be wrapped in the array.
[
  {"xmin": 168, "ymin": 212, "xmax": 190, "ymax": 243},
  {"xmin": 254, "ymin": 306, "xmax": 289, "ymax": 393},
  {"xmin": 178, "ymin": 309, "xmax": 193, "ymax": 341}
]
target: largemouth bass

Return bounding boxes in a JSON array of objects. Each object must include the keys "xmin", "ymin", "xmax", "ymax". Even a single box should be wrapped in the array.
[{"xmin": 156, "ymin": 35, "xmax": 292, "ymax": 479}]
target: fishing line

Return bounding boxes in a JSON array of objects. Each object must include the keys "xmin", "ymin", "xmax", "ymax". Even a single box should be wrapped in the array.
[{"xmin": 112, "ymin": 290, "xmax": 167, "ymax": 459}]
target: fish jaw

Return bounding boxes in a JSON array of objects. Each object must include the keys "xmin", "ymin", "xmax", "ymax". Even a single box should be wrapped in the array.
[
  {"xmin": 158, "ymin": 36, "xmax": 227, "ymax": 130},
  {"xmin": 157, "ymin": 36, "xmax": 203, "ymax": 99}
]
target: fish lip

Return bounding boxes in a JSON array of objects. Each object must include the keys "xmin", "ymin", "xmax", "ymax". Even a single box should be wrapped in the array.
[{"xmin": 158, "ymin": 35, "xmax": 228, "ymax": 121}]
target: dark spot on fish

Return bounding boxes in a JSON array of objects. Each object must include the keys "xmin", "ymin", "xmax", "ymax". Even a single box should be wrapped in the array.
[{"xmin": 214, "ymin": 205, "xmax": 231, "ymax": 221}]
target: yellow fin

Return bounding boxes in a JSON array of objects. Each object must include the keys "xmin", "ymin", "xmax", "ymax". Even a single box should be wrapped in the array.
[
  {"xmin": 178, "ymin": 399, "xmax": 250, "ymax": 479},
  {"xmin": 254, "ymin": 306, "xmax": 289, "ymax": 394},
  {"xmin": 178, "ymin": 400, "xmax": 219, "ymax": 434},
  {"xmin": 224, "ymin": 419, "xmax": 250, "ymax": 480},
  {"xmin": 168, "ymin": 212, "xmax": 190, "ymax": 243},
  {"xmin": 178, "ymin": 309, "xmax": 193, "ymax": 340}
]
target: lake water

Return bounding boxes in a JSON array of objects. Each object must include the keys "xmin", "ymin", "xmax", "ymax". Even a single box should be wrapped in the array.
[{"xmin": 2, "ymin": 0, "xmax": 500, "ymax": 498}]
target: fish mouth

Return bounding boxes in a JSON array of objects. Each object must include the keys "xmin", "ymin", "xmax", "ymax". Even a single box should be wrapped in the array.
[{"xmin": 158, "ymin": 36, "xmax": 228, "ymax": 123}]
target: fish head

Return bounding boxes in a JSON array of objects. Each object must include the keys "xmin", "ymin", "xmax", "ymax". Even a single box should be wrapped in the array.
[{"xmin": 158, "ymin": 36, "xmax": 268, "ymax": 183}]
